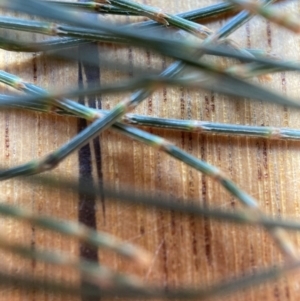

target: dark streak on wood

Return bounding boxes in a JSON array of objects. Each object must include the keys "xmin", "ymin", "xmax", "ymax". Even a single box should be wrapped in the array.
[
  {"xmin": 128, "ymin": 46, "xmax": 134, "ymax": 77},
  {"xmin": 266, "ymin": 20, "xmax": 272, "ymax": 50},
  {"xmin": 256, "ymin": 140, "xmax": 269, "ymax": 180},
  {"xmin": 32, "ymin": 53, "xmax": 37, "ymax": 83},
  {"xmin": 273, "ymin": 285, "xmax": 280, "ymax": 301},
  {"xmin": 211, "ymin": 92, "xmax": 215, "ymax": 113},
  {"xmin": 4, "ymin": 115, "xmax": 9, "ymax": 159},
  {"xmin": 81, "ymin": 43, "xmax": 106, "ymax": 219},
  {"xmin": 78, "ymin": 61, "xmax": 100, "ymax": 301},
  {"xmin": 285, "ymin": 284, "xmax": 291, "ymax": 300},
  {"xmin": 281, "ymin": 72, "xmax": 289, "ymax": 127},
  {"xmin": 146, "ymin": 50, "xmax": 153, "ymax": 115},
  {"xmin": 257, "ymin": 140, "xmax": 263, "ymax": 181},
  {"xmin": 77, "ymin": 5, "xmax": 103, "ymax": 299},
  {"xmin": 205, "ymin": 95, "xmax": 210, "ymax": 118},
  {"xmin": 262, "ymin": 140, "xmax": 268, "ymax": 172},
  {"xmin": 30, "ymin": 226, "xmax": 36, "ymax": 269},
  {"xmin": 161, "ymin": 238, "xmax": 169, "ymax": 287},
  {"xmin": 188, "ymin": 214, "xmax": 199, "ymax": 271},
  {"xmin": 200, "ymin": 135, "xmax": 212, "ymax": 264},
  {"xmin": 31, "ymin": 55, "xmax": 38, "ymax": 295}
]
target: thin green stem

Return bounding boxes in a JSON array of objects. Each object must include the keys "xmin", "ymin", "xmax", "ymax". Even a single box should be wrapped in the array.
[
  {"xmin": 0, "ymin": 236, "xmax": 298, "ymax": 299},
  {"xmin": 17, "ymin": 173, "xmax": 300, "ymax": 233},
  {"xmin": 0, "ymin": 68, "xmax": 296, "ymax": 260},
  {"xmin": 227, "ymin": 0, "xmax": 300, "ymax": 33},
  {"xmin": 0, "ymin": 0, "xmax": 251, "ymax": 59},
  {"xmin": 0, "ymin": 36, "xmax": 91, "ymax": 52},
  {"xmin": 108, "ymin": 0, "xmax": 213, "ymax": 38},
  {"xmin": 4, "ymin": 96, "xmax": 300, "ymax": 141},
  {"xmin": 0, "ymin": 234, "xmax": 144, "ymax": 289},
  {"xmin": 45, "ymin": 0, "xmax": 236, "ymax": 20},
  {"xmin": 0, "ymin": 0, "xmax": 296, "ymax": 260},
  {"xmin": 138, "ymin": 2, "xmax": 236, "ymax": 29},
  {"xmin": 0, "ymin": 0, "xmax": 298, "ymax": 297},
  {"xmin": 108, "ymin": 122, "xmax": 297, "ymax": 260},
  {"xmin": 3, "ymin": 95, "xmax": 300, "ymax": 141},
  {"xmin": 0, "ymin": 202, "xmax": 150, "ymax": 265},
  {"xmin": 0, "ymin": 16, "xmax": 129, "ymax": 43},
  {"xmin": 1, "ymin": 4, "xmax": 294, "ymax": 90},
  {"xmin": 124, "ymin": 115, "xmax": 300, "ymax": 140},
  {"xmin": 0, "ymin": 3, "xmax": 236, "ymax": 52},
  {"xmin": 50, "ymin": 0, "xmax": 216, "ymax": 38},
  {"xmin": 45, "ymin": 0, "xmax": 139, "ymax": 15}
]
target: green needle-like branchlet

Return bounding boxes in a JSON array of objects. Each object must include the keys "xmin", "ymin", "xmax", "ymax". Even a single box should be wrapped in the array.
[
  {"xmin": 107, "ymin": 0, "xmax": 213, "ymax": 38},
  {"xmin": 124, "ymin": 115, "xmax": 300, "ymax": 140},
  {"xmin": 0, "ymin": 0, "xmax": 296, "ymax": 261},
  {"xmin": 0, "ymin": 234, "xmax": 144, "ymax": 289},
  {"xmin": 0, "ymin": 67, "xmax": 297, "ymax": 260},
  {"xmin": 9, "ymin": 173, "xmax": 300, "ymax": 234},
  {"xmin": 0, "ymin": 36, "xmax": 91, "ymax": 52},
  {"xmin": 0, "ymin": 1, "xmax": 232, "ymax": 52},
  {"xmin": 0, "ymin": 202, "xmax": 150, "ymax": 266},
  {"xmin": 0, "ymin": 217, "xmax": 297, "ymax": 299},
  {"xmin": 4, "ymin": 96, "xmax": 300, "ymax": 142},
  {"xmin": 227, "ymin": 0, "xmax": 300, "ymax": 33},
  {"xmin": 45, "ymin": 0, "xmax": 139, "ymax": 15},
  {"xmin": 0, "ymin": 3, "xmax": 235, "ymax": 52},
  {"xmin": 0, "ymin": 0, "xmax": 299, "ymax": 297}
]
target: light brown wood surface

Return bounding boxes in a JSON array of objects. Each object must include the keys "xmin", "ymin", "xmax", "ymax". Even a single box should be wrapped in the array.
[{"xmin": 0, "ymin": 0, "xmax": 300, "ymax": 300}]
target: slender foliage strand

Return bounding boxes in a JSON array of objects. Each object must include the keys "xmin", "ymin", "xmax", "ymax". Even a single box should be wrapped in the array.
[
  {"xmin": 0, "ymin": 0, "xmax": 299, "ymax": 298},
  {"xmin": 0, "ymin": 0, "xmax": 297, "ymax": 262},
  {"xmin": 0, "ymin": 234, "xmax": 144, "ymax": 289},
  {"xmin": 0, "ymin": 202, "xmax": 150, "ymax": 265},
  {"xmin": 0, "ymin": 67, "xmax": 297, "ymax": 260},
  {"xmin": 45, "ymin": 0, "xmax": 139, "ymax": 15},
  {"xmin": 107, "ymin": 0, "xmax": 213, "ymax": 38},
  {"xmin": 227, "ymin": 0, "xmax": 300, "ymax": 33}
]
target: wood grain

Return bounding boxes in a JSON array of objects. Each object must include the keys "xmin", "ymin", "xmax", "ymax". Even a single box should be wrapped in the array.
[{"xmin": 0, "ymin": 0, "xmax": 300, "ymax": 300}]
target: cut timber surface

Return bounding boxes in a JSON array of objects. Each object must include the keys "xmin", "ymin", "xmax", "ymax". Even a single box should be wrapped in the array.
[{"xmin": 0, "ymin": 0, "xmax": 300, "ymax": 300}]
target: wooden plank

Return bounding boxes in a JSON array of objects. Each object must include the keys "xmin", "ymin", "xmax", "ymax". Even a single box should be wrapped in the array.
[{"xmin": 0, "ymin": 0, "xmax": 300, "ymax": 300}]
